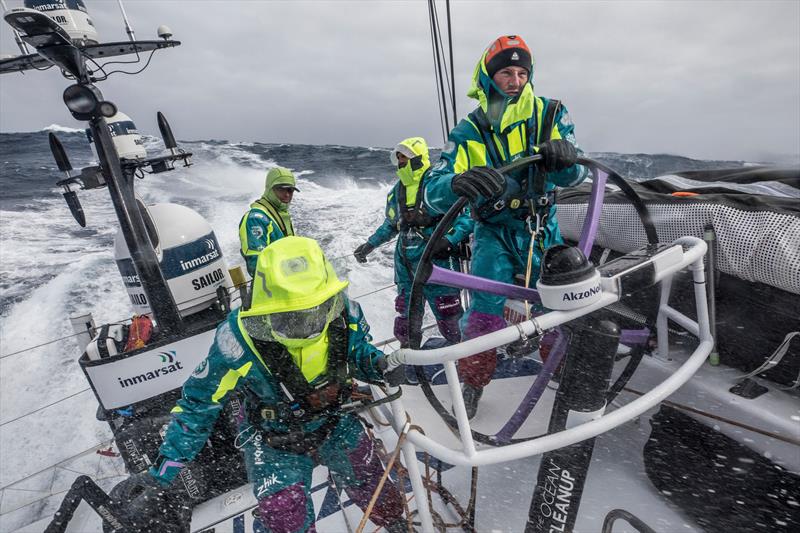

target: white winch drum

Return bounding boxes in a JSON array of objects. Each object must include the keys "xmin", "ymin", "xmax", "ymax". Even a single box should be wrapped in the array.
[
  {"xmin": 537, "ymin": 270, "xmax": 602, "ymax": 311},
  {"xmin": 115, "ymin": 203, "xmax": 233, "ymax": 318},
  {"xmin": 85, "ymin": 111, "xmax": 147, "ymax": 161},
  {"xmin": 24, "ymin": 0, "xmax": 99, "ymax": 45}
]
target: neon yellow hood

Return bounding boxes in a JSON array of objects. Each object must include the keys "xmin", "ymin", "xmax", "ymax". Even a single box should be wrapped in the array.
[
  {"xmin": 467, "ymin": 50, "xmax": 535, "ymax": 132},
  {"xmin": 240, "ymin": 236, "xmax": 348, "ymax": 317},
  {"xmin": 392, "ymin": 137, "xmax": 430, "ymax": 205}
]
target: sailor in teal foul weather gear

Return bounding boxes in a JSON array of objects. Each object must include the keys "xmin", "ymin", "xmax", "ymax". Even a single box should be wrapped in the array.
[
  {"xmin": 239, "ymin": 166, "xmax": 298, "ymax": 276},
  {"xmin": 354, "ymin": 137, "xmax": 473, "ymax": 348},
  {"xmin": 423, "ymin": 35, "xmax": 590, "ymax": 418},
  {"xmin": 139, "ymin": 237, "xmax": 407, "ymax": 533}
]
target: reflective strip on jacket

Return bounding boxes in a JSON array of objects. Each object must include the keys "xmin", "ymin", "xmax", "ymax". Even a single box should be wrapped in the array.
[
  {"xmin": 424, "ymin": 50, "xmax": 590, "ymax": 232},
  {"xmin": 238, "ymin": 201, "xmax": 294, "ymax": 276}
]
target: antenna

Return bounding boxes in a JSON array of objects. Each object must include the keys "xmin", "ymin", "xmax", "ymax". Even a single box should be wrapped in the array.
[
  {"xmin": 0, "ymin": 0, "xmax": 30, "ymax": 55},
  {"xmin": 116, "ymin": 0, "xmax": 136, "ymax": 42}
]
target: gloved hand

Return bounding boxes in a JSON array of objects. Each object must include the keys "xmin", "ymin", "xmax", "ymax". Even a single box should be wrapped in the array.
[
  {"xmin": 378, "ymin": 351, "xmax": 406, "ymax": 387},
  {"xmin": 537, "ymin": 139, "xmax": 578, "ymax": 172},
  {"xmin": 119, "ymin": 472, "xmax": 173, "ymax": 531},
  {"xmin": 118, "ymin": 472, "xmax": 167, "ymax": 508},
  {"xmin": 353, "ymin": 242, "xmax": 376, "ymax": 263},
  {"xmin": 451, "ymin": 166, "xmax": 505, "ymax": 202},
  {"xmin": 430, "ymin": 237, "xmax": 455, "ymax": 259}
]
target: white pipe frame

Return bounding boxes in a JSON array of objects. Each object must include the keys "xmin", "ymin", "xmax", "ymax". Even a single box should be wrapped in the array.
[{"xmin": 379, "ymin": 237, "xmax": 712, "ymax": 533}]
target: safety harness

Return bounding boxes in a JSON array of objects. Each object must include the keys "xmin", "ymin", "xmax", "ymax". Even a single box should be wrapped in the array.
[
  {"xmin": 396, "ymin": 181, "xmax": 440, "ymax": 231},
  {"xmin": 246, "ymin": 314, "xmax": 352, "ymax": 454},
  {"xmin": 395, "ymin": 175, "xmax": 463, "ymax": 279},
  {"xmin": 253, "ymin": 198, "xmax": 295, "ymax": 236},
  {"xmin": 467, "ymin": 97, "xmax": 562, "ymax": 246}
]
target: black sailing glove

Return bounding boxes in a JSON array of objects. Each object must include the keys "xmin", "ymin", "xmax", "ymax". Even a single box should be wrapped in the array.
[
  {"xmin": 430, "ymin": 237, "xmax": 455, "ymax": 259},
  {"xmin": 537, "ymin": 139, "xmax": 578, "ymax": 172},
  {"xmin": 353, "ymin": 242, "xmax": 375, "ymax": 263},
  {"xmin": 451, "ymin": 166, "xmax": 506, "ymax": 203},
  {"xmin": 378, "ymin": 352, "xmax": 406, "ymax": 387}
]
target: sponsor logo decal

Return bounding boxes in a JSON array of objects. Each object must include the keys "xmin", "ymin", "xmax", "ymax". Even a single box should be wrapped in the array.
[
  {"xmin": 96, "ymin": 506, "xmax": 124, "ymax": 530},
  {"xmin": 192, "ymin": 358, "xmax": 209, "ymax": 379},
  {"xmin": 537, "ymin": 459, "xmax": 576, "ymax": 530},
  {"xmin": 116, "ymin": 351, "xmax": 184, "ymax": 389},
  {"xmin": 179, "ymin": 248, "xmax": 220, "ymax": 272},
  {"xmin": 561, "ymin": 285, "xmax": 601, "ymax": 302},
  {"xmin": 252, "ymin": 432, "xmax": 265, "ymax": 466},
  {"xmin": 224, "ymin": 491, "xmax": 244, "ymax": 508},
  {"xmin": 191, "ymin": 268, "xmax": 225, "ymax": 290},
  {"xmin": 179, "ymin": 468, "xmax": 201, "ymax": 499},
  {"xmin": 256, "ymin": 473, "xmax": 280, "ymax": 497}
]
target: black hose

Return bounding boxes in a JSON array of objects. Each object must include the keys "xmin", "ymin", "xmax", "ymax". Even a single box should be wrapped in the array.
[{"xmin": 601, "ymin": 509, "xmax": 657, "ymax": 533}]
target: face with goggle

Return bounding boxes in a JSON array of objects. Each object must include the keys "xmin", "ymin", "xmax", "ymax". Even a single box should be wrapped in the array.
[
  {"xmin": 241, "ymin": 294, "xmax": 343, "ymax": 343},
  {"xmin": 396, "ymin": 152, "xmax": 424, "ymax": 171}
]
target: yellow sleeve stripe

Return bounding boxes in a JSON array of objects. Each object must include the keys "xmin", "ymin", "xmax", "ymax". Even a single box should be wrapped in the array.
[{"xmin": 211, "ymin": 362, "xmax": 253, "ymax": 403}]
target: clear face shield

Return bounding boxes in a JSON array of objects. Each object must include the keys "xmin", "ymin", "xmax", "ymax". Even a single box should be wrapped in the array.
[{"xmin": 241, "ymin": 293, "xmax": 344, "ymax": 343}]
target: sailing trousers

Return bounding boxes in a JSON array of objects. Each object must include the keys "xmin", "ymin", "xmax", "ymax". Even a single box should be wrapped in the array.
[
  {"xmin": 240, "ymin": 414, "xmax": 403, "ymax": 533},
  {"xmin": 459, "ymin": 221, "xmax": 562, "ymax": 388}
]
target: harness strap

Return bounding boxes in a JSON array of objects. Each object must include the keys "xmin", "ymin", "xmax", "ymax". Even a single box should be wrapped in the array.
[
  {"xmin": 529, "ymin": 99, "xmax": 562, "ymax": 249},
  {"xmin": 250, "ymin": 313, "xmax": 350, "ymax": 421},
  {"xmin": 468, "ymin": 108, "xmax": 503, "ymax": 167},
  {"xmin": 397, "ymin": 177, "xmax": 440, "ymax": 231},
  {"xmin": 254, "ymin": 198, "xmax": 294, "ymax": 236},
  {"xmin": 531, "ymin": 99, "xmax": 561, "ymax": 206}
]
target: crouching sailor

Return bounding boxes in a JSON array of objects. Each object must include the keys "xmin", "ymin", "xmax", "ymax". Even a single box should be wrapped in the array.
[
  {"xmin": 137, "ymin": 237, "xmax": 408, "ymax": 532},
  {"xmin": 354, "ymin": 137, "xmax": 473, "ymax": 348}
]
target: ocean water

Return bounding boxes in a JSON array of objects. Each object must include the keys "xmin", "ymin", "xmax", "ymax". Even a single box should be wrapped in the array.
[{"xmin": 0, "ymin": 128, "xmax": 755, "ymax": 529}]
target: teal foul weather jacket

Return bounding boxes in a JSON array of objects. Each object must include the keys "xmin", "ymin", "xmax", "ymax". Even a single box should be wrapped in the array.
[
  {"xmin": 238, "ymin": 199, "xmax": 294, "ymax": 277},
  {"xmin": 422, "ymin": 51, "xmax": 591, "ymax": 316},
  {"xmin": 424, "ymin": 52, "xmax": 590, "ymax": 242},
  {"xmin": 367, "ymin": 172, "xmax": 473, "ymax": 287},
  {"xmin": 150, "ymin": 297, "xmax": 384, "ymax": 484}
]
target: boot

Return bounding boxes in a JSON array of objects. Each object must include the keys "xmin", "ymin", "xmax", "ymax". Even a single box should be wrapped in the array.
[{"xmin": 461, "ymin": 383, "xmax": 484, "ymax": 420}]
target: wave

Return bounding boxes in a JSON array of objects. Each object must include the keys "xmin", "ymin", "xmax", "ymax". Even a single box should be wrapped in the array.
[{"xmin": 38, "ymin": 124, "xmax": 85, "ymax": 133}]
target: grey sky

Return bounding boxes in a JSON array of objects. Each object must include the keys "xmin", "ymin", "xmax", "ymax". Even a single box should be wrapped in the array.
[{"xmin": 1, "ymin": 0, "xmax": 798, "ymax": 162}]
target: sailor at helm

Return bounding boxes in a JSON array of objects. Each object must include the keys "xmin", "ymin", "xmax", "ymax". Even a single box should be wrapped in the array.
[
  {"xmin": 423, "ymin": 35, "xmax": 590, "ymax": 418},
  {"xmin": 354, "ymin": 137, "xmax": 473, "ymax": 348},
  {"xmin": 138, "ymin": 237, "xmax": 408, "ymax": 533},
  {"xmin": 239, "ymin": 166, "xmax": 299, "ymax": 276}
]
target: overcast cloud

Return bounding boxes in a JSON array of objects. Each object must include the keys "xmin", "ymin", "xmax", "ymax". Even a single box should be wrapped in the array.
[{"xmin": 1, "ymin": 0, "xmax": 798, "ymax": 162}]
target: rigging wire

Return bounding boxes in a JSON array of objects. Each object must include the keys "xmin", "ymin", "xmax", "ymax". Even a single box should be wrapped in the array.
[
  {"xmin": 0, "ymin": 388, "xmax": 91, "ymax": 428},
  {"xmin": 431, "ymin": 0, "xmax": 455, "ymax": 116},
  {"xmin": 427, "ymin": 0, "xmax": 448, "ymax": 143},
  {"xmin": 445, "ymin": 0, "xmax": 457, "ymax": 125},
  {"xmin": 427, "ymin": 0, "xmax": 459, "ymax": 143},
  {"xmin": 0, "ymin": 239, "xmax": 400, "ymax": 360}
]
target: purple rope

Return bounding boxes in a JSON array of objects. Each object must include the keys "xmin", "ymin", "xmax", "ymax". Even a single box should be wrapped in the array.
[
  {"xmin": 491, "ymin": 326, "xmax": 650, "ymax": 444},
  {"xmin": 428, "ymin": 266, "xmax": 541, "ymax": 302},
  {"xmin": 492, "ymin": 328, "xmax": 568, "ymax": 444},
  {"xmin": 577, "ymin": 169, "xmax": 608, "ymax": 256}
]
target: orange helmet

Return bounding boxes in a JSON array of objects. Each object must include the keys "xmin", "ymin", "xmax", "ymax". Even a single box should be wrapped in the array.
[{"xmin": 485, "ymin": 35, "xmax": 532, "ymax": 78}]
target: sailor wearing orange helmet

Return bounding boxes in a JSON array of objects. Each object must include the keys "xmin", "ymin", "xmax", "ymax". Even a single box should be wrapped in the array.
[{"xmin": 423, "ymin": 35, "xmax": 590, "ymax": 418}]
